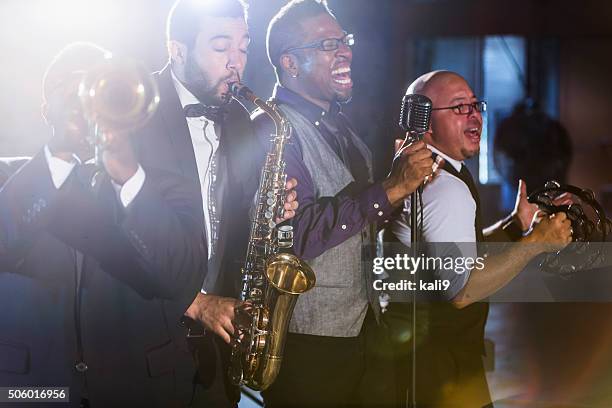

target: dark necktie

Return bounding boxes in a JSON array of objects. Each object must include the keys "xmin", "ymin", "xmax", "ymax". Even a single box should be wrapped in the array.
[
  {"xmin": 437, "ymin": 155, "xmax": 484, "ymax": 242},
  {"xmin": 321, "ymin": 114, "xmax": 369, "ymax": 191},
  {"xmin": 184, "ymin": 103, "xmax": 226, "ymax": 123}
]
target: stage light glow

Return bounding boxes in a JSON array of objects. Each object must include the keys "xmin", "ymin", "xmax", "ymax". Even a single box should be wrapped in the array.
[
  {"xmin": 27, "ymin": 0, "xmax": 121, "ymax": 35},
  {"xmin": 182, "ymin": 0, "xmax": 236, "ymax": 14}
]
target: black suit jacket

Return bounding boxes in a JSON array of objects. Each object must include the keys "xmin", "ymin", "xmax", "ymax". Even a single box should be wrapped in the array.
[
  {"xmin": 0, "ymin": 155, "xmax": 84, "ymax": 407},
  {"xmin": 132, "ymin": 66, "xmax": 261, "ymax": 298},
  {"xmin": 0, "ymin": 147, "xmax": 206, "ymax": 404}
]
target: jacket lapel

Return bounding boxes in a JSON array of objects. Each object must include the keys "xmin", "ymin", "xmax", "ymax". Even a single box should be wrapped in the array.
[{"xmin": 155, "ymin": 65, "xmax": 200, "ymax": 185}]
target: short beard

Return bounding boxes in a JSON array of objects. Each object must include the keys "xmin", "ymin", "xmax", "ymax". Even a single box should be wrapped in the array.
[
  {"xmin": 461, "ymin": 146, "xmax": 480, "ymax": 159},
  {"xmin": 183, "ymin": 52, "xmax": 229, "ymax": 106}
]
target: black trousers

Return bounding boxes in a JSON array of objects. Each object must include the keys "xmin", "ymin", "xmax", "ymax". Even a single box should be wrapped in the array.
[
  {"xmin": 385, "ymin": 309, "xmax": 492, "ymax": 407},
  {"xmin": 262, "ymin": 310, "xmax": 396, "ymax": 408},
  {"xmin": 190, "ymin": 333, "xmax": 240, "ymax": 408}
]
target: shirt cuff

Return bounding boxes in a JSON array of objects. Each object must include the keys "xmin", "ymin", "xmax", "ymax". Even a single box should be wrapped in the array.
[
  {"xmin": 358, "ymin": 182, "xmax": 394, "ymax": 223},
  {"xmin": 43, "ymin": 145, "xmax": 77, "ymax": 189},
  {"xmin": 111, "ymin": 165, "xmax": 146, "ymax": 208}
]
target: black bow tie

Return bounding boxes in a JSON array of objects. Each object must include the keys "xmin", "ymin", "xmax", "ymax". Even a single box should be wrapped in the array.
[{"xmin": 184, "ymin": 103, "xmax": 227, "ymax": 123}]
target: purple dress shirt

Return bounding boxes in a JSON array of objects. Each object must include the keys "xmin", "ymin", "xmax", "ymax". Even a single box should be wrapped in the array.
[{"xmin": 252, "ymin": 85, "xmax": 393, "ymax": 260}]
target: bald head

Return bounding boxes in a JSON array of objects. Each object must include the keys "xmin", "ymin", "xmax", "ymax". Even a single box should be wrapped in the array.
[
  {"xmin": 408, "ymin": 70, "xmax": 468, "ymax": 106},
  {"xmin": 407, "ymin": 70, "xmax": 483, "ymax": 161}
]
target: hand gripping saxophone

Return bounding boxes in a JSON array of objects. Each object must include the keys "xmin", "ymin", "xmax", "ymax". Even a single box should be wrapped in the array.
[{"xmin": 228, "ymin": 83, "xmax": 316, "ymax": 391}]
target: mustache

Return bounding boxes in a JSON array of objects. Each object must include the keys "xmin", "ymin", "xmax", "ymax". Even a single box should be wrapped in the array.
[
  {"xmin": 467, "ymin": 119, "xmax": 482, "ymax": 129},
  {"xmin": 219, "ymin": 70, "xmax": 240, "ymax": 85}
]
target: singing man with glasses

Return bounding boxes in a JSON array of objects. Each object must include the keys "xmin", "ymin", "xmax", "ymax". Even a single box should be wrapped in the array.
[
  {"xmin": 388, "ymin": 71, "xmax": 572, "ymax": 407},
  {"xmin": 253, "ymin": 1, "xmax": 435, "ymax": 406}
]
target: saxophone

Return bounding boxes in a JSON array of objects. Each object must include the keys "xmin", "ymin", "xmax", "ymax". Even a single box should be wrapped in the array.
[{"xmin": 228, "ymin": 83, "xmax": 316, "ymax": 391}]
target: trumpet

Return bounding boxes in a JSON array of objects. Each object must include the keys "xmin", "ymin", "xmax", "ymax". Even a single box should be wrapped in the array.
[{"xmin": 78, "ymin": 57, "xmax": 160, "ymax": 145}]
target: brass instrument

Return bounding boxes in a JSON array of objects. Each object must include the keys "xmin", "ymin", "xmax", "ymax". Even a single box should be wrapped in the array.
[
  {"xmin": 78, "ymin": 57, "xmax": 160, "ymax": 144},
  {"xmin": 228, "ymin": 83, "xmax": 316, "ymax": 391}
]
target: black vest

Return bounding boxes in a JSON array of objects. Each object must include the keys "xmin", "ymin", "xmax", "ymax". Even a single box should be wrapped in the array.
[{"xmin": 427, "ymin": 156, "xmax": 489, "ymax": 352}]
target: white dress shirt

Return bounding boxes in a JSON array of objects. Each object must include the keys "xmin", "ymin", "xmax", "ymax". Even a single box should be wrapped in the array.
[
  {"xmin": 391, "ymin": 145, "xmax": 477, "ymax": 299},
  {"xmin": 171, "ymin": 71, "xmax": 221, "ymax": 293},
  {"xmin": 44, "ymin": 144, "xmax": 145, "ymax": 208}
]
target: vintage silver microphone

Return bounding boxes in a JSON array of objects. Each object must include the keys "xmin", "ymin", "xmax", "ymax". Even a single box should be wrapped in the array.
[{"xmin": 399, "ymin": 94, "xmax": 432, "ymax": 138}]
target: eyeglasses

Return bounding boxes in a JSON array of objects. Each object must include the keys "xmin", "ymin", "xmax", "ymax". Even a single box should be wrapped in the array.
[
  {"xmin": 284, "ymin": 33, "xmax": 355, "ymax": 53},
  {"xmin": 432, "ymin": 101, "xmax": 487, "ymax": 115}
]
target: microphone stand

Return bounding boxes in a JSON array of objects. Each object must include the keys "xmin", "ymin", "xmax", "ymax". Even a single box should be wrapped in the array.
[
  {"xmin": 396, "ymin": 94, "xmax": 432, "ymax": 408},
  {"xmin": 410, "ymin": 175, "xmax": 418, "ymax": 408},
  {"xmin": 397, "ymin": 131, "xmax": 423, "ymax": 408}
]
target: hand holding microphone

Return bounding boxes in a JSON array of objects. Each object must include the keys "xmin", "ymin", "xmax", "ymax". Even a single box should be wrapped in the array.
[
  {"xmin": 398, "ymin": 92, "xmax": 443, "ymax": 185},
  {"xmin": 383, "ymin": 93, "xmax": 441, "ymax": 206},
  {"xmin": 384, "ymin": 140, "xmax": 434, "ymax": 206}
]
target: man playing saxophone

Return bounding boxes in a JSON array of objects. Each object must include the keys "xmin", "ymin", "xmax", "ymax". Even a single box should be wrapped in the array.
[
  {"xmin": 252, "ymin": 1, "xmax": 435, "ymax": 406},
  {"xmin": 133, "ymin": 1, "xmax": 299, "ymax": 406}
]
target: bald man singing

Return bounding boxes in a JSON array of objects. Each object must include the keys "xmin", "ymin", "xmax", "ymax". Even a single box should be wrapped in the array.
[{"xmin": 389, "ymin": 71, "xmax": 572, "ymax": 407}]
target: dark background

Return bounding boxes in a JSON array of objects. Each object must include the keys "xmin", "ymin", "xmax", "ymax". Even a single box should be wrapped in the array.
[{"xmin": 2, "ymin": 1, "xmax": 612, "ymax": 406}]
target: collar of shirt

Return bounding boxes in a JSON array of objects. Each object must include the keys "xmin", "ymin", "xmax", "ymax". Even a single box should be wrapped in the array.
[
  {"xmin": 427, "ymin": 144, "xmax": 463, "ymax": 172},
  {"xmin": 171, "ymin": 69, "xmax": 215, "ymax": 127},
  {"xmin": 272, "ymin": 84, "xmax": 341, "ymax": 125}
]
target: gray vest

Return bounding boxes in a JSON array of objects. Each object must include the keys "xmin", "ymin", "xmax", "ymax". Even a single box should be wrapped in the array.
[{"xmin": 279, "ymin": 104, "xmax": 377, "ymax": 337}]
